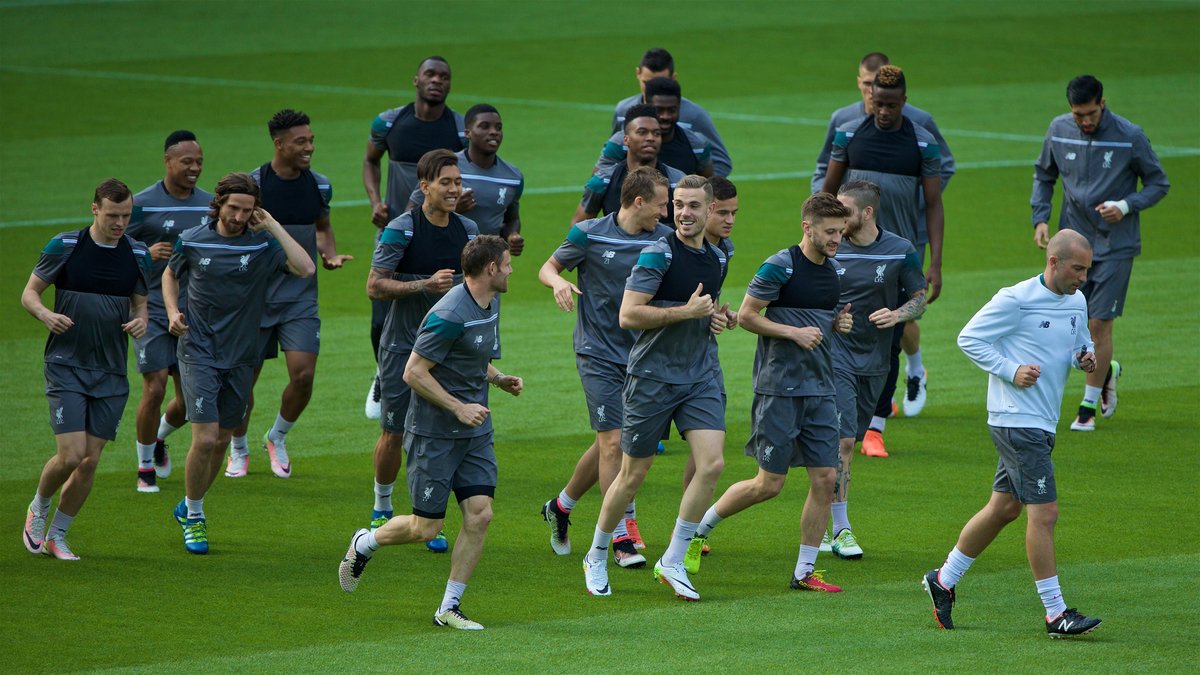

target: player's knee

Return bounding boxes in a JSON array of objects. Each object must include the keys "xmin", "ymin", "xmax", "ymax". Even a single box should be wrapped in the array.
[
  {"xmin": 417, "ymin": 519, "xmax": 445, "ymax": 541},
  {"xmin": 1029, "ymin": 503, "xmax": 1058, "ymax": 528},
  {"xmin": 995, "ymin": 499, "xmax": 1023, "ymax": 523},
  {"xmin": 694, "ymin": 454, "xmax": 725, "ymax": 482},
  {"xmin": 291, "ymin": 367, "xmax": 316, "ymax": 392},
  {"xmin": 141, "ymin": 375, "xmax": 167, "ymax": 403},
  {"xmin": 464, "ymin": 504, "xmax": 493, "ymax": 531},
  {"xmin": 810, "ymin": 468, "xmax": 836, "ymax": 497}
]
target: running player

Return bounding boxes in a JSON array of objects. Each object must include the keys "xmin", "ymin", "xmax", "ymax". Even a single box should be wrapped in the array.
[
  {"xmin": 821, "ymin": 64, "xmax": 944, "ymax": 458},
  {"xmin": 581, "ymin": 175, "xmax": 736, "ymax": 601},
  {"xmin": 823, "ymin": 180, "xmax": 925, "ymax": 559},
  {"xmin": 689, "ymin": 193, "xmax": 852, "ymax": 592},
  {"xmin": 539, "ymin": 167, "xmax": 673, "ymax": 568},
  {"xmin": 363, "ymin": 56, "xmax": 466, "ymax": 419},
  {"xmin": 228, "ymin": 109, "xmax": 351, "ymax": 478},
  {"xmin": 163, "ymin": 173, "xmax": 314, "ymax": 554},
  {"xmin": 923, "ymin": 230, "xmax": 1102, "ymax": 638},
  {"xmin": 21, "ymin": 178, "xmax": 150, "ymax": 560},
  {"xmin": 366, "ymin": 149, "xmax": 479, "ymax": 553},
  {"xmin": 339, "ymin": 235, "xmax": 523, "ymax": 631},
  {"xmin": 596, "ymin": 78, "xmax": 714, "ymax": 178},
  {"xmin": 127, "ymin": 131, "xmax": 212, "ymax": 493}
]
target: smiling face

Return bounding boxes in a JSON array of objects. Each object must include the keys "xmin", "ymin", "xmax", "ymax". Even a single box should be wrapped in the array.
[
  {"xmin": 673, "ymin": 186, "xmax": 713, "ymax": 241},
  {"xmin": 624, "ymin": 115, "xmax": 662, "ymax": 165},
  {"xmin": 803, "ymin": 215, "xmax": 847, "ymax": 260},
  {"xmin": 164, "ymin": 140, "xmax": 203, "ymax": 193},
  {"xmin": 274, "ymin": 124, "xmax": 314, "ymax": 172},
  {"xmin": 466, "ymin": 112, "xmax": 502, "ymax": 156},
  {"xmin": 421, "ymin": 164, "xmax": 462, "ymax": 213}
]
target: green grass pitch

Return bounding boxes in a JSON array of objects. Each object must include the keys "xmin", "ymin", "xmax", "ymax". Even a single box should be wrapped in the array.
[{"xmin": 1, "ymin": 0, "xmax": 1197, "ymax": 671}]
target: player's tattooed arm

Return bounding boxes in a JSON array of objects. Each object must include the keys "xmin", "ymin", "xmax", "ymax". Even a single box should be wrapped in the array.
[{"xmin": 894, "ymin": 290, "xmax": 927, "ymax": 322}]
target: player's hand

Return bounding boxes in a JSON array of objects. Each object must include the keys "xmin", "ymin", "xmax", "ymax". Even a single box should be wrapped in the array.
[
  {"xmin": 454, "ymin": 402, "xmax": 491, "ymax": 427},
  {"xmin": 1095, "ymin": 203, "xmax": 1124, "ymax": 224},
  {"xmin": 506, "ymin": 232, "xmax": 525, "ymax": 257},
  {"xmin": 455, "ymin": 189, "xmax": 476, "ymax": 213},
  {"xmin": 723, "ymin": 304, "xmax": 739, "ymax": 330},
  {"xmin": 148, "ymin": 242, "xmax": 174, "ymax": 261},
  {"xmin": 834, "ymin": 303, "xmax": 853, "ymax": 334},
  {"xmin": 1078, "ymin": 351, "xmax": 1097, "ymax": 373},
  {"xmin": 497, "ymin": 375, "xmax": 523, "ymax": 396},
  {"xmin": 1033, "ymin": 222, "xmax": 1049, "ymax": 249},
  {"xmin": 792, "ymin": 326, "xmax": 823, "ymax": 351},
  {"xmin": 869, "ymin": 307, "xmax": 899, "ymax": 329},
  {"xmin": 1014, "ymin": 364, "xmax": 1041, "ymax": 388},
  {"xmin": 925, "ymin": 265, "xmax": 943, "ymax": 304},
  {"xmin": 322, "ymin": 253, "xmax": 355, "ymax": 270},
  {"xmin": 169, "ymin": 311, "xmax": 188, "ymax": 337},
  {"xmin": 424, "ymin": 269, "xmax": 455, "ymax": 295},
  {"xmin": 371, "ymin": 202, "xmax": 390, "ymax": 228},
  {"xmin": 710, "ymin": 303, "xmax": 731, "ymax": 335},
  {"xmin": 249, "ymin": 208, "xmax": 279, "ymax": 233},
  {"xmin": 41, "ymin": 311, "xmax": 74, "ymax": 335},
  {"xmin": 683, "ymin": 283, "xmax": 715, "ymax": 319},
  {"xmin": 551, "ymin": 278, "xmax": 581, "ymax": 312},
  {"xmin": 122, "ymin": 317, "xmax": 147, "ymax": 339}
]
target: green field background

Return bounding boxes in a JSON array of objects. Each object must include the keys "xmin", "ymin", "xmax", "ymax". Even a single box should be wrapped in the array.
[{"xmin": 1, "ymin": 0, "xmax": 1198, "ymax": 671}]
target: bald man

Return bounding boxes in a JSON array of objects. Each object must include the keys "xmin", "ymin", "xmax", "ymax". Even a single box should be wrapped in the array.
[{"xmin": 922, "ymin": 230, "xmax": 1102, "ymax": 637}]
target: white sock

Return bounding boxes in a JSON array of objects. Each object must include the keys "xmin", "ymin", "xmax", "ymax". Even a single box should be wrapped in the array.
[
  {"xmin": 661, "ymin": 517, "xmax": 698, "ymax": 566},
  {"xmin": 831, "ymin": 501, "xmax": 851, "ymax": 536},
  {"xmin": 1036, "ymin": 575, "xmax": 1067, "ymax": 620},
  {"xmin": 439, "ymin": 580, "xmax": 467, "ymax": 614},
  {"xmin": 794, "ymin": 544, "xmax": 820, "ymax": 579},
  {"xmin": 696, "ymin": 505, "xmax": 723, "ymax": 537},
  {"xmin": 587, "ymin": 527, "xmax": 613, "ymax": 563},
  {"xmin": 557, "ymin": 490, "xmax": 577, "ymax": 512},
  {"xmin": 625, "ymin": 500, "xmax": 636, "ymax": 520},
  {"xmin": 269, "ymin": 413, "xmax": 295, "ymax": 442},
  {"xmin": 613, "ymin": 518, "xmax": 628, "ymax": 539},
  {"xmin": 48, "ymin": 509, "xmax": 74, "ymax": 539},
  {"xmin": 157, "ymin": 415, "xmax": 180, "ymax": 440},
  {"xmin": 1082, "ymin": 385, "xmax": 1102, "ymax": 407},
  {"xmin": 355, "ymin": 528, "xmax": 379, "ymax": 556},
  {"xmin": 136, "ymin": 442, "xmax": 156, "ymax": 470},
  {"xmin": 869, "ymin": 416, "xmax": 886, "ymax": 433},
  {"xmin": 185, "ymin": 497, "xmax": 204, "ymax": 520},
  {"xmin": 31, "ymin": 493, "xmax": 52, "ymax": 515},
  {"xmin": 230, "ymin": 435, "xmax": 249, "ymax": 456},
  {"xmin": 938, "ymin": 546, "xmax": 975, "ymax": 588},
  {"xmin": 373, "ymin": 482, "xmax": 394, "ymax": 512},
  {"xmin": 906, "ymin": 349, "xmax": 925, "ymax": 378}
]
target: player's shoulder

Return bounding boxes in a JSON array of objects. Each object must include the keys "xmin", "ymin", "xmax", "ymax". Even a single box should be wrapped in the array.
[
  {"xmin": 133, "ymin": 181, "xmax": 163, "ymax": 204},
  {"xmin": 682, "ymin": 126, "xmax": 713, "ymax": 151},
  {"xmin": 912, "ymin": 121, "xmax": 939, "ymax": 144},
  {"xmin": 1102, "ymin": 110, "xmax": 1147, "ymax": 140},
  {"xmin": 42, "ymin": 229, "xmax": 83, "ymax": 255},
  {"xmin": 830, "ymin": 101, "xmax": 864, "ymax": 125},
  {"xmin": 248, "ymin": 165, "xmax": 265, "ymax": 183},
  {"xmin": 456, "ymin": 214, "xmax": 480, "ymax": 236},
  {"xmin": 1047, "ymin": 113, "xmax": 1078, "ymax": 136},
  {"xmin": 902, "ymin": 103, "xmax": 936, "ymax": 126},
  {"xmin": 877, "ymin": 229, "xmax": 917, "ymax": 254},
  {"xmin": 662, "ymin": 164, "xmax": 686, "ymax": 185},
  {"xmin": 309, "ymin": 169, "xmax": 332, "ymax": 186},
  {"xmin": 678, "ymin": 97, "xmax": 714, "ymax": 124},
  {"xmin": 376, "ymin": 104, "xmax": 410, "ymax": 122},
  {"xmin": 488, "ymin": 154, "xmax": 525, "ymax": 182},
  {"xmin": 176, "ymin": 223, "xmax": 211, "ymax": 242},
  {"xmin": 836, "ymin": 114, "xmax": 871, "ymax": 134},
  {"xmin": 614, "ymin": 94, "xmax": 641, "ymax": 116},
  {"xmin": 380, "ymin": 211, "xmax": 415, "ymax": 242},
  {"xmin": 755, "ymin": 248, "xmax": 795, "ymax": 281},
  {"xmin": 639, "ymin": 235, "xmax": 673, "ymax": 258}
]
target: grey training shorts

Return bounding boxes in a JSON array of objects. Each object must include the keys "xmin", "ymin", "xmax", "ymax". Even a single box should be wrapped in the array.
[
  {"xmin": 45, "ymin": 363, "xmax": 129, "ymax": 440},
  {"xmin": 621, "ymin": 373, "xmax": 725, "ymax": 458},
  {"xmin": 745, "ymin": 393, "xmax": 839, "ymax": 473},
  {"xmin": 1080, "ymin": 257, "xmax": 1133, "ymax": 320},
  {"xmin": 132, "ymin": 317, "xmax": 178, "ymax": 373},
  {"xmin": 835, "ymin": 369, "xmax": 886, "ymax": 441},
  {"xmin": 990, "ymin": 425, "xmax": 1057, "ymax": 504},
  {"xmin": 258, "ymin": 301, "xmax": 321, "ymax": 360},
  {"xmin": 576, "ymin": 354, "xmax": 626, "ymax": 432},
  {"xmin": 379, "ymin": 348, "xmax": 413, "ymax": 434},
  {"xmin": 403, "ymin": 431, "xmax": 497, "ymax": 520},
  {"xmin": 178, "ymin": 361, "xmax": 255, "ymax": 429}
]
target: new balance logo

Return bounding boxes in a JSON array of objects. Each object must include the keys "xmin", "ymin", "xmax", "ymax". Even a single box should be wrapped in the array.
[
  {"xmin": 1056, "ymin": 618, "xmax": 1074, "ymax": 631},
  {"xmin": 199, "ymin": 257, "xmax": 212, "ymax": 268},
  {"xmin": 163, "ymin": 219, "xmax": 175, "ymax": 231},
  {"xmin": 1066, "ymin": 152, "xmax": 1076, "ymax": 161},
  {"xmin": 474, "ymin": 335, "xmax": 484, "ymax": 346},
  {"xmin": 1039, "ymin": 321, "xmax": 1051, "ymax": 328},
  {"xmin": 601, "ymin": 250, "xmax": 616, "ymax": 264}
]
